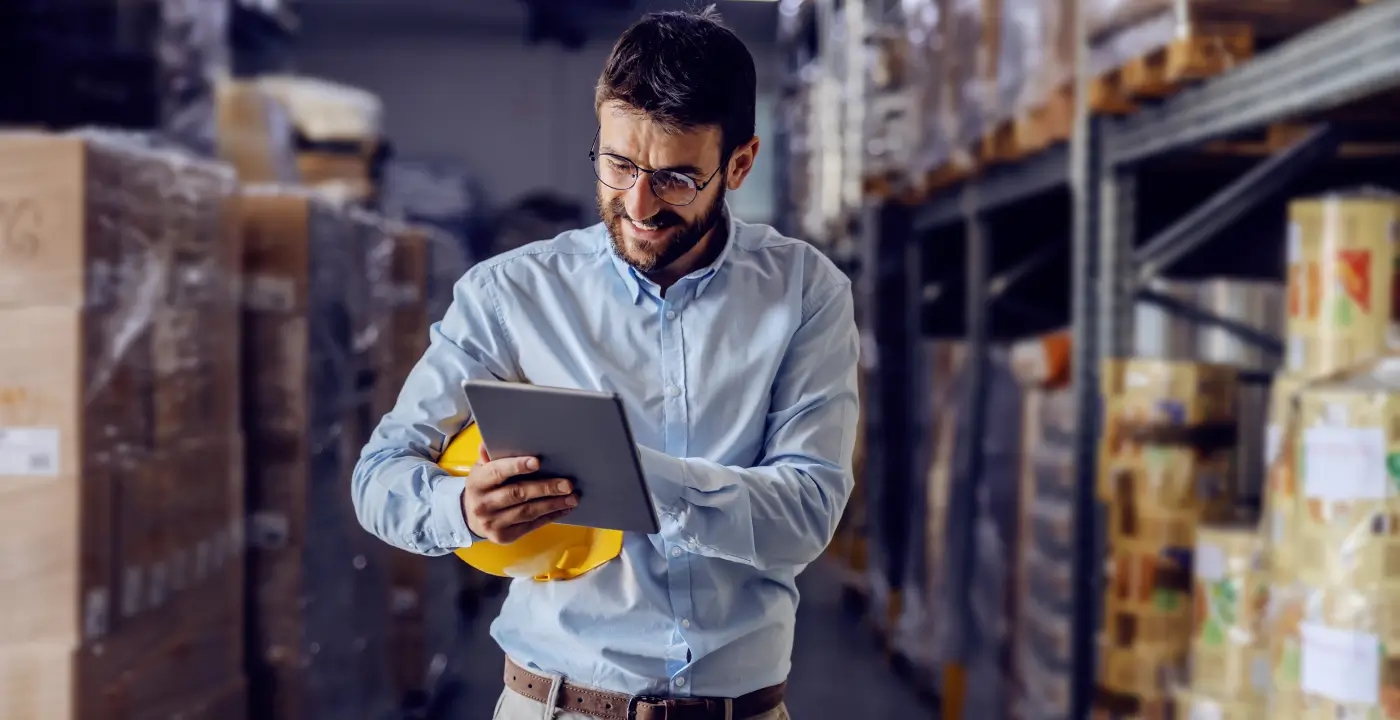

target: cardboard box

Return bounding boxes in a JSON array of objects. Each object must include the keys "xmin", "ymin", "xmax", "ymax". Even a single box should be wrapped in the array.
[
  {"xmin": 1286, "ymin": 194, "xmax": 1400, "ymax": 378},
  {"xmin": 239, "ymin": 187, "xmax": 396, "ymax": 719}
]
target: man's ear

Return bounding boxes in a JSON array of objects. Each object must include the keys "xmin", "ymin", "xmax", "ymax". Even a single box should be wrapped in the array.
[{"xmin": 725, "ymin": 136, "xmax": 760, "ymax": 191}]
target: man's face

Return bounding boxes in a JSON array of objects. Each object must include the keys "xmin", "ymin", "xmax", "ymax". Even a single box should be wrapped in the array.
[{"xmin": 596, "ymin": 102, "xmax": 729, "ymax": 275}]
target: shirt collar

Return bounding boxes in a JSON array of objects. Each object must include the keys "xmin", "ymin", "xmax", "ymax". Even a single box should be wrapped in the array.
[{"xmin": 605, "ymin": 201, "xmax": 738, "ymax": 305}]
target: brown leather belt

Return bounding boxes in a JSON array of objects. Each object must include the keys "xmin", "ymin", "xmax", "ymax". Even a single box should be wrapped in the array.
[{"xmin": 504, "ymin": 657, "xmax": 785, "ymax": 720}]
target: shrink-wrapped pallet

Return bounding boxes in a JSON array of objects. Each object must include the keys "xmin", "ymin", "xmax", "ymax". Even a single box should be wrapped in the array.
[
  {"xmin": 0, "ymin": 130, "xmax": 245, "ymax": 719},
  {"xmin": 239, "ymin": 186, "xmax": 396, "ymax": 720},
  {"xmin": 1286, "ymin": 192, "xmax": 1400, "ymax": 380},
  {"xmin": 1261, "ymin": 361, "xmax": 1400, "ymax": 719},
  {"xmin": 1097, "ymin": 358, "xmax": 1241, "ymax": 711}
]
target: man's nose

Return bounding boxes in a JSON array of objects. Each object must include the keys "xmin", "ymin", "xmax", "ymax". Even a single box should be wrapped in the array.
[{"xmin": 624, "ymin": 177, "xmax": 663, "ymax": 221}]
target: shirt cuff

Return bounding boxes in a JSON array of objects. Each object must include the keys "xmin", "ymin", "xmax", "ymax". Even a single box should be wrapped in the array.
[
  {"xmin": 428, "ymin": 474, "xmax": 477, "ymax": 549},
  {"xmin": 637, "ymin": 445, "xmax": 687, "ymax": 514}
]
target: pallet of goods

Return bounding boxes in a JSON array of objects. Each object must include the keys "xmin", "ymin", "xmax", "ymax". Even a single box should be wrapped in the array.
[
  {"xmin": 1095, "ymin": 357, "xmax": 1241, "ymax": 720},
  {"xmin": 0, "ymin": 130, "xmax": 247, "ymax": 719},
  {"xmin": 238, "ymin": 186, "xmax": 397, "ymax": 720},
  {"xmin": 1087, "ymin": 0, "xmax": 1357, "ymax": 111}
]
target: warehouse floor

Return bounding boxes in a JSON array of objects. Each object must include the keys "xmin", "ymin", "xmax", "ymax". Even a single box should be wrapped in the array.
[{"xmin": 454, "ymin": 561, "xmax": 933, "ymax": 719}]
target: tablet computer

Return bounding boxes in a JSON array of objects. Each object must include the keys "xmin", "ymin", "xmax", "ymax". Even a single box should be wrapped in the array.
[{"xmin": 463, "ymin": 380, "xmax": 661, "ymax": 535}]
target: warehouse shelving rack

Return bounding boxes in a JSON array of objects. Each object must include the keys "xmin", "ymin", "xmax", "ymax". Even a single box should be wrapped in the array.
[{"xmin": 846, "ymin": 1, "xmax": 1400, "ymax": 717}]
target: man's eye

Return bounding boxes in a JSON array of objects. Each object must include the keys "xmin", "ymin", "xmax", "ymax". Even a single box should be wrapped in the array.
[{"xmin": 607, "ymin": 159, "xmax": 632, "ymax": 173}]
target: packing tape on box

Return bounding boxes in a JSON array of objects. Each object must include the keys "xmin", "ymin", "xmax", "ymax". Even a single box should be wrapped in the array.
[
  {"xmin": 1099, "ymin": 639, "xmax": 1187, "ymax": 700},
  {"xmin": 1188, "ymin": 640, "xmax": 1270, "ymax": 703},
  {"xmin": 1174, "ymin": 689, "xmax": 1265, "ymax": 720},
  {"xmin": 1193, "ymin": 525, "xmax": 1266, "ymax": 645},
  {"xmin": 1110, "ymin": 504, "xmax": 1197, "ymax": 549}
]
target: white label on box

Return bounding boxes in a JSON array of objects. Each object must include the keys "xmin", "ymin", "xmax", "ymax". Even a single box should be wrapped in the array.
[
  {"xmin": 1287, "ymin": 221, "xmax": 1303, "ymax": 265},
  {"xmin": 1303, "ymin": 426, "xmax": 1388, "ymax": 501},
  {"xmin": 84, "ymin": 588, "xmax": 110, "ymax": 641},
  {"xmin": 122, "ymin": 567, "xmax": 143, "ymax": 618},
  {"xmin": 1266, "ymin": 424, "xmax": 1284, "ymax": 467},
  {"xmin": 1195, "ymin": 541, "xmax": 1227, "ymax": 582},
  {"xmin": 243, "ymin": 274, "xmax": 297, "ymax": 312},
  {"xmin": 0, "ymin": 427, "xmax": 60, "ymax": 477},
  {"xmin": 1288, "ymin": 336, "xmax": 1305, "ymax": 372},
  {"xmin": 1301, "ymin": 623, "xmax": 1381, "ymax": 704},
  {"xmin": 148, "ymin": 562, "xmax": 167, "ymax": 608},
  {"xmin": 1188, "ymin": 697, "xmax": 1223, "ymax": 720},
  {"xmin": 1251, "ymin": 651, "xmax": 1272, "ymax": 694}
]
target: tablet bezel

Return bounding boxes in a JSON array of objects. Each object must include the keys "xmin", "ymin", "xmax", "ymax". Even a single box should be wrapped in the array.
[{"xmin": 462, "ymin": 380, "xmax": 662, "ymax": 535}]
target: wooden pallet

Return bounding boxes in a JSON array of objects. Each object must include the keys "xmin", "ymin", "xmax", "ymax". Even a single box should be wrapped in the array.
[
  {"xmin": 1013, "ymin": 85, "xmax": 1075, "ymax": 155},
  {"xmin": 1119, "ymin": 25, "xmax": 1254, "ymax": 99},
  {"xmin": 1203, "ymin": 122, "xmax": 1400, "ymax": 158},
  {"xmin": 924, "ymin": 157, "xmax": 976, "ymax": 193}
]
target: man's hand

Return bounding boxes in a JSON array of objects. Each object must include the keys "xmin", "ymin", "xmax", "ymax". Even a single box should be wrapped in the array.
[{"xmin": 462, "ymin": 443, "xmax": 578, "ymax": 544}]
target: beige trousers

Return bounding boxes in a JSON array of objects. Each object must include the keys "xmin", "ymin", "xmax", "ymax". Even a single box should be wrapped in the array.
[{"xmin": 491, "ymin": 684, "xmax": 791, "ymax": 720}]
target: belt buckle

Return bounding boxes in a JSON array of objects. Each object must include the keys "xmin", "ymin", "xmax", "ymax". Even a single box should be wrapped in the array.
[{"xmin": 626, "ymin": 695, "xmax": 669, "ymax": 720}]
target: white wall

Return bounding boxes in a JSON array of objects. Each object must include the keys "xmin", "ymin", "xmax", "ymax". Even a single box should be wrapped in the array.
[{"xmin": 294, "ymin": 30, "xmax": 780, "ymax": 225}]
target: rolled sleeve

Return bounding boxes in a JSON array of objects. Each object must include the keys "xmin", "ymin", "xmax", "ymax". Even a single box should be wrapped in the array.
[
  {"xmin": 428, "ymin": 475, "xmax": 475, "ymax": 549},
  {"xmin": 351, "ymin": 267, "xmax": 518, "ymax": 555}
]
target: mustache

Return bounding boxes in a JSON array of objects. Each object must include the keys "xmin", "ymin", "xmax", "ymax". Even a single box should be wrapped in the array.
[{"xmin": 607, "ymin": 199, "xmax": 683, "ymax": 230}]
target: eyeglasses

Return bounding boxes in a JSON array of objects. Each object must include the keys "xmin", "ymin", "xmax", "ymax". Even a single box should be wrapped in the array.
[{"xmin": 589, "ymin": 132, "xmax": 724, "ymax": 207}]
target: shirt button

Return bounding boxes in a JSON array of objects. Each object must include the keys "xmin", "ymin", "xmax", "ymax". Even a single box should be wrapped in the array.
[
  {"xmin": 666, "ymin": 386, "xmax": 681, "ymax": 398},
  {"xmin": 681, "ymin": 618, "xmax": 691, "ymax": 629},
  {"xmin": 675, "ymin": 678, "xmax": 686, "ymax": 688},
  {"xmin": 670, "ymin": 546, "xmax": 682, "ymax": 558},
  {"xmin": 666, "ymin": 311, "xmax": 677, "ymax": 321}
]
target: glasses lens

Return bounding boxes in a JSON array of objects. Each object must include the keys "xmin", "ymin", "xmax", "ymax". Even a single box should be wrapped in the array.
[
  {"xmin": 595, "ymin": 154, "xmax": 637, "ymax": 190},
  {"xmin": 651, "ymin": 171, "xmax": 699, "ymax": 206}
]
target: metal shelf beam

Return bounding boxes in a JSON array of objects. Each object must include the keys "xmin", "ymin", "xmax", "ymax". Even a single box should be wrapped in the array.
[
  {"xmin": 912, "ymin": 146, "xmax": 1071, "ymax": 232},
  {"xmin": 1105, "ymin": 0, "xmax": 1400, "ymax": 166},
  {"xmin": 1134, "ymin": 125, "xmax": 1340, "ymax": 278}
]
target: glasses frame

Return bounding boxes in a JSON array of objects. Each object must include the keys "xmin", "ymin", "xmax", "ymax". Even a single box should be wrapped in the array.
[{"xmin": 589, "ymin": 130, "xmax": 724, "ymax": 207}]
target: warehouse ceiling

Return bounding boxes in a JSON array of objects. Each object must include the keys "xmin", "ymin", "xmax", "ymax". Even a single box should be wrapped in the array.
[{"xmin": 297, "ymin": 0, "xmax": 780, "ymax": 49}]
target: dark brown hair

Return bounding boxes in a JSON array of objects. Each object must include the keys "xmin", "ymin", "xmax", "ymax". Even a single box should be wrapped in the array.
[{"xmin": 595, "ymin": 6, "xmax": 757, "ymax": 159}]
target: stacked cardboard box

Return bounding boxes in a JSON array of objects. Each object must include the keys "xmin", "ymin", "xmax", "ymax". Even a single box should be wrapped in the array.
[
  {"xmin": 0, "ymin": 131, "xmax": 246, "ymax": 719},
  {"xmin": 1096, "ymin": 358, "xmax": 1240, "ymax": 719},
  {"xmin": 1176, "ymin": 525, "xmax": 1268, "ymax": 720},
  {"xmin": 367, "ymin": 223, "xmax": 438, "ymax": 701},
  {"xmin": 1255, "ymin": 192, "xmax": 1400, "ymax": 719},
  {"xmin": 239, "ymin": 187, "xmax": 395, "ymax": 720}
]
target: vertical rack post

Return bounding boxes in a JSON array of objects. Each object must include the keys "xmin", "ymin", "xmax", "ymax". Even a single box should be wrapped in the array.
[
  {"xmin": 860, "ymin": 199, "xmax": 917, "ymax": 626},
  {"xmin": 1068, "ymin": 0, "xmax": 1103, "ymax": 710}
]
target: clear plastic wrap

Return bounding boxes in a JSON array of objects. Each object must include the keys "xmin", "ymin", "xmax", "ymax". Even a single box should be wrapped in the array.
[
  {"xmin": 0, "ymin": 0, "xmax": 230, "ymax": 155},
  {"xmin": 238, "ymin": 186, "xmax": 397, "ymax": 720},
  {"xmin": 1097, "ymin": 359, "xmax": 1241, "ymax": 712},
  {"xmin": 1086, "ymin": 0, "xmax": 1352, "ymax": 78},
  {"xmin": 1285, "ymin": 192, "xmax": 1400, "ymax": 380},
  {"xmin": 215, "ymin": 77, "xmax": 301, "ymax": 184},
  {"xmin": 902, "ymin": 0, "xmax": 953, "ymax": 177},
  {"xmin": 939, "ymin": 0, "xmax": 994, "ymax": 155},
  {"xmin": 0, "ymin": 129, "xmax": 244, "ymax": 717},
  {"xmin": 1259, "ymin": 361, "xmax": 1400, "ymax": 719},
  {"xmin": 1185, "ymin": 525, "xmax": 1269, "ymax": 714}
]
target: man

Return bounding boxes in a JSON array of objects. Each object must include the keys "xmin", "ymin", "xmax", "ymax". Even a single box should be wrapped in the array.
[{"xmin": 352, "ymin": 8, "xmax": 859, "ymax": 720}]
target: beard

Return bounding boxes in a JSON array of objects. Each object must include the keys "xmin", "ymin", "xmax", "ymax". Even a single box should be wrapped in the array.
[{"xmin": 600, "ymin": 183, "xmax": 727, "ymax": 275}]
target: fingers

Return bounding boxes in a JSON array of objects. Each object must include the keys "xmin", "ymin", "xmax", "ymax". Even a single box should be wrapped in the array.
[
  {"xmin": 477, "ymin": 442, "xmax": 490, "ymax": 465},
  {"xmin": 468, "ymin": 456, "xmax": 543, "ymax": 491},
  {"xmin": 476, "ymin": 477, "xmax": 574, "ymax": 513},
  {"xmin": 466, "ymin": 496, "xmax": 577, "ymax": 545},
  {"xmin": 497, "ymin": 507, "xmax": 576, "ymax": 544}
]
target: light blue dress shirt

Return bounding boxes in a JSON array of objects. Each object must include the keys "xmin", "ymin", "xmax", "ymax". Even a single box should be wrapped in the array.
[{"xmin": 351, "ymin": 211, "xmax": 860, "ymax": 699}]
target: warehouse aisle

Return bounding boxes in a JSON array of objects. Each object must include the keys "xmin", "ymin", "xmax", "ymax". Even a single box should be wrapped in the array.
[{"xmin": 454, "ymin": 561, "xmax": 932, "ymax": 719}]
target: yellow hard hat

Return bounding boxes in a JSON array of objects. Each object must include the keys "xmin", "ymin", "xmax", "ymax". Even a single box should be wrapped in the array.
[{"xmin": 440, "ymin": 424, "xmax": 624, "ymax": 582}]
